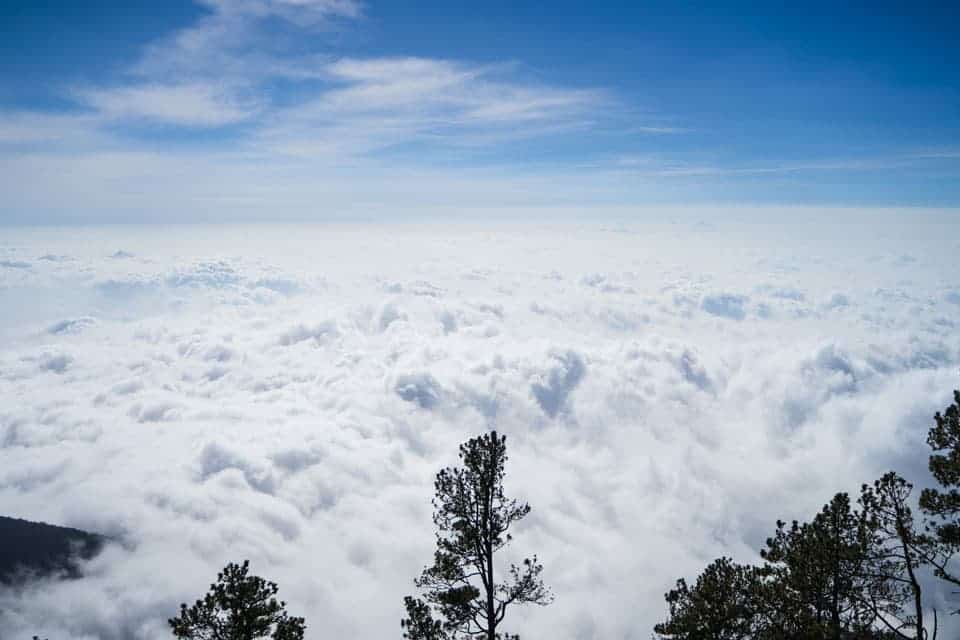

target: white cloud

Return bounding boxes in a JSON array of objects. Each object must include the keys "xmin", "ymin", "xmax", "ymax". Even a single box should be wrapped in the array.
[
  {"xmin": 0, "ymin": 220, "xmax": 958, "ymax": 638},
  {"xmin": 200, "ymin": 0, "xmax": 362, "ymax": 21},
  {"xmin": 78, "ymin": 84, "xmax": 255, "ymax": 127},
  {"xmin": 700, "ymin": 292, "xmax": 749, "ymax": 320},
  {"xmin": 132, "ymin": 0, "xmax": 362, "ymax": 82},
  {"xmin": 320, "ymin": 57, "xmax": 600, "ymax": 123},
  {"xmin": 1, "ymin": 1, "xmax": 957, "ymax": 224},
  {"xmin": 0, "ymin": 0, "xmax": 631, "ymax": 220},
  {"xmin": 67, "ymin": 0, "xmax": 602, "ymax": 145},
  {"xmin": 253, "ymin": 57, "xmax": 606, "ymax": 157}
]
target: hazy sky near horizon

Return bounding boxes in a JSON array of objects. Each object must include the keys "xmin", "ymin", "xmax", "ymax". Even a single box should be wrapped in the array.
[{"xmin": 2, "ymin": 0, "xmax": 959, "ymax": 223}]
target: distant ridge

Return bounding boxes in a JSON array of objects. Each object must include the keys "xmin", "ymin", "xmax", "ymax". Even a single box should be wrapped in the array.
[{"xmin": 0, "ymin": 515, "xmax": 105, "ymax": 584}]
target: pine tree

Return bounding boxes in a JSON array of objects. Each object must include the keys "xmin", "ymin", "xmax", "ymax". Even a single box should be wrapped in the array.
[
  {"xmin": 402, "ymin": 431, "xmax": 552, "ymax": 640},
  {"xmin": 859, "ymin": 472, "xmax": 939, "ymax": 639},
  {"xmin": 760, "ymin": 494, "xmax": 875, "ymax": 640},
  {"xmin": 919, "ymin": 389, "xmax": 960, "ymax": 592},
  {"xmin": 652, "ymin": 489, "xmax": 921, "ymax": 640},
  {"xmin": 653, "ymin": 557, "xmax": 762, "ymax": 640},
  {"xmin": 168, "ymin": 560, "xmax": 305, "ymax": 640}
]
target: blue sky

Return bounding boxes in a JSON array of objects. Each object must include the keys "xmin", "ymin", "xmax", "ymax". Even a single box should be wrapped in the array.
[{"xmin": 2, "ymin": 0, "xmax": 959, "ymax": 222}]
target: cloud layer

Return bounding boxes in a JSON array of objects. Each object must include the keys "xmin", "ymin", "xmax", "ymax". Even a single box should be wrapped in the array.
[{"xmin": 1, "ymin": 220, "xmax": 958, "ymax": 638}]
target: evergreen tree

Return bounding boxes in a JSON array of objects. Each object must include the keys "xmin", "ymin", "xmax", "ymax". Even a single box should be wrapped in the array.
[
  {"xmin": 919, "ymin": 389, "xmax": 960, "ymax": 592},
  {"xmin": 653, "ymin": 390, "xmax": 960, "ymax": 640},
  {"xmin": 653, "ymin": 557, "xmax": 762, "ymax": 640},
  {"xmin": 859, "ymin": 472, "xmax": 938, "ymax": 639},
  {"xmin": 402, "ymin": 431, "xmax": 552, "ymax": 640},
  {"xmin": 760, "ymin": 494, "xmax": 875, "ymax": 640},
  {"xmin": 168, "ymin": 560, "xmax": 305, "ymax": 640}
]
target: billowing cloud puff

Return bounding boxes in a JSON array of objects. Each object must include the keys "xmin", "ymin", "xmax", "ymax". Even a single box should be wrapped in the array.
[
  {"xmin": 47, "ymin": 317, "xmax": 97, "ymax": 335},
  {"xmin": 0, "ymin": 221, "xmax": 958, "ymax": 639},
  {"xmin": 530, "ymin": 350, "xmax": 586, "ymax": 418},
  {"xmin": 700, "ymin": 292, "xmax": 749, "ymax": 320}
]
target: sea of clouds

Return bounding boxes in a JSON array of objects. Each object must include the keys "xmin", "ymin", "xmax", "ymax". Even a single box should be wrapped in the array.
[{"xmin": 1, "ymin": 219, "xmax": 959, "ymax": 639}]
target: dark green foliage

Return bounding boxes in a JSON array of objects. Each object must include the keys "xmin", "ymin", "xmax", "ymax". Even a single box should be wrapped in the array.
[
  {"xmin": 168, "ymin": 560, "xmax": 305, "ymax": 640},
  {"xmin": 651, "ymin": 389, "xmax": 960, "ymax": 638},
  {"xmin": 760, "ymin": 493, "xmax": 875, "ymax": 638},
  {"xmin": 655, "ymin": 492, "xmax": 922, "ymax": 640},
  {"xmin": 0, "ymin": 515, "xmax": 104, "ymax": 584},
  {"xmin": 403, "ymin": 431, "xmax": 552, "ymax": 640},
  {"xmin": 653, "ymin": 557, "xmax": 762, "ymax": 640},
  {"xmin": 402, "ymin": 596, "xmax": 448, "ymax": 640},
  {"xmin": 919, "ymin": 389, "xmax": 960, "ymax": 588},
  {"xmin": 858, "ymin": 472, "xmax": 938, "ymax": 639}
]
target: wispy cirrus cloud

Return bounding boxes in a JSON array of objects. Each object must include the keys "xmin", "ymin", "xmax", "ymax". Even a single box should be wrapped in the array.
[
  {"xmin": 130, "ymin": 0, "xmax": 363, "ymax": 81},
  {"xmin": 2, "ymin": 0, "xmax": 956, "ymax": 221},
  {"xmin": 612, "ymin": 153, "xmax": 955, "ymax": 177},
  {"xmin": 908, "ymin": 149, "xmax": 960, "ymax": 160},
  {"xmin": 256, "ymin": 57, "xmax": 608, "ymax": 157},
  {"xmin": 2, "ymin": 0, "xmax": 616, "ymax": 157},
  {"xmin": 66, "ymin": 0, "xmax": 361, "ymax": 128},
  {"xmin": 76, "ymin": 83, "xmax": 257, "ymax": 127}
]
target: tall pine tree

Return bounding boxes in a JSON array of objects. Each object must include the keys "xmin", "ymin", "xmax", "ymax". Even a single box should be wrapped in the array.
[
  {"xmin": 402, "ymin": 431, "xmax": 552, "ymax": 640},
  {"xmin": 760, "ymin": 494, "xmax": 875, "ymax": 639},
  {"xmin": 859, "ymin": 472, "xmax": 939, "ymax": 639},
  {"xmin": 919, "ymin": 389, "xmax": 960, "ymax": 594}
]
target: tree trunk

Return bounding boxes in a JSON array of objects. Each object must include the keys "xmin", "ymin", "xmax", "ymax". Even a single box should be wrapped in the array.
[
  {"xmin": 486, "ymin": 534, "xmax": 495, "ymax": 640},
  {"xmin": 831, "ymin": 513, "xmax": 841, "ymax": 640},
  {"xmin": 895, "ymin": 504, "xmax": 923, "ymax": 639},
  {"xmin": 485, "ymin": 438, "xmax": 496, "ymax": 640}
]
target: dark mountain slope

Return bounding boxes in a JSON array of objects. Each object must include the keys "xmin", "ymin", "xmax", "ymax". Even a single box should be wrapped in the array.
[{"xmin": 0, "ymin": 515, "xmax": 105, "ymax": 584}]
